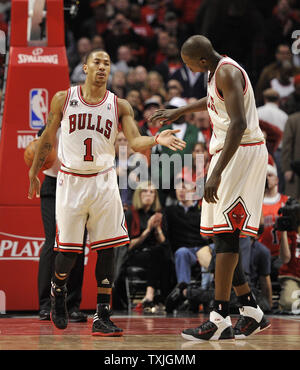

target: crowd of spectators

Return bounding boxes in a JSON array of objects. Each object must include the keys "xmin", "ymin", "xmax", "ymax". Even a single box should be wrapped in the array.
[{"xmin": 1, "ymin": 0, "xmax": 300, "ymax": 315}]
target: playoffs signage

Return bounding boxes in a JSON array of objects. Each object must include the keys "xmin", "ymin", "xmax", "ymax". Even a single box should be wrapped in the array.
[{"xmin": 0, "ymin": 232, "xmax": 44, "ymax": 261}]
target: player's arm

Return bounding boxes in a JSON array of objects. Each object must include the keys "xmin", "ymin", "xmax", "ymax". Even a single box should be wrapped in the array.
[
  {"xmin": 204, "ymin": 65, "xmax": 247, "ymax": 203},
  {"xmin": 28, "ymin": 90, "xmax": 67, "ymax": 199},
  {"xmin": 118, "ymin": 98, "xmax": 186, "ymax": 152},
  {"xmin": 149, "ymin": 97, "xmax": 207, "ymax": 125}
]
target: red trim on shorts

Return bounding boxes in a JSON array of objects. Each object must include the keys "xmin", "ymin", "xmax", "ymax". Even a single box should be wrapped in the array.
[
  {"xmin": 241, "ymin": 230, "xmax": 258, "ymax": 237},
  {"xmin": 77, "ymin": 85, "xmax": 108, "ymax": 107},
  {"xmin": 59, "ymin": 169, "xmax": 99, "ymax": 177},
  {"xmin": 245, "ymin": 225, "xmax": 259, "ymax": 231},
  {"xmin": 200, "ymin": 228, "xmax": 258, "ymax": 237},
  {"xmin": 57, "ymin": 241, "xmax": 84, "ymax": 246},
  {"xmin": 240, "ymin": 141, "xmax": 264, "ymax": 147},
  {"xmin": 54, "ymin": 247, "xmax": 84, "ymax": 254},
  {"xmin": 216, "ymin": 141, "xmax": 264, "ymax": 154},
  {"xmin": 91, "ymin": 240, "xmax": 130, "ymax": 251},
  {"xmin": 200, "ymin": 231, "xmax": 214, "ymax": 237},
  {"xmin": 59, "ymin": 166, "xmax": 113, "ymax": 177},
  {"xmin": 199, "ymin": 226, "xmax": 213, "ymax": 231},
  {"xmin": 213, "ymin": 224, "xmax": 229, "ymax": 228},
  {"xmin": 90, "ymin": 234, "xmax": 129, "ymax": 247}
]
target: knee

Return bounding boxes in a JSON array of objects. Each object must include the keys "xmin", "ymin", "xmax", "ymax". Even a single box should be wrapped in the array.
[
  {"xmin": 175, "ymin": 247, "xmax": 190, "ymax": 261},
  {"xmin": 55, "ymin": 251, "xmax": 78, "ymax": 274},
  {"xmin": 214, "ymin": 230, "xmax": 240, "ymax": 254}
]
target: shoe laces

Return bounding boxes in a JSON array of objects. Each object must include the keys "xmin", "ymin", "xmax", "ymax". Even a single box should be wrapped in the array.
[
  {"xmin": 197, "ymin": 319, "xmax": 216, "ymax": 332},
  {"xmin": 234, "ymin": 315, "xmax": 247, "ymax": 331}
]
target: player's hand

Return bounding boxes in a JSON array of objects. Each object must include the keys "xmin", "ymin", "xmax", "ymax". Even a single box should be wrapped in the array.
[
  {"xmin": 147, "ymin": 214, "xmax": 157, "ymax": 230},
  {"xmin": 156, "ymin": 129, "xmax": 186, "ymax": 151},
  {"xmin": 28, "ymin": 172, "xmax": 41, "ymax": 199},
  {"xmin": 149, "ymin": 108, "xmax": 183, "ymax": 125},
  {"xmin": 204, "ymin": 172, "xmax": 221, "ymax": 203}
]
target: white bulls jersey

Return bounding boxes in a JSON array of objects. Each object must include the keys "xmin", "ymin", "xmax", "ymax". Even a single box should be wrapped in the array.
[
  {"xmin": 58, "ymin": 85, "xmax": 119, "ymax": 172},
  {"xmin": 207, "ymin": 56, "xmax": 264, "ymax": 155}
]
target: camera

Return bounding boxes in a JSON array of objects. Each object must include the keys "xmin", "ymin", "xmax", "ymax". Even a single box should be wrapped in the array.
[
  {"xmin": 64, "ymin": 0, "xmax": 79, "ymax": 18},
  {"xmin": 275, "ymin": 197, "xmax": 300, "ymax": 231}
]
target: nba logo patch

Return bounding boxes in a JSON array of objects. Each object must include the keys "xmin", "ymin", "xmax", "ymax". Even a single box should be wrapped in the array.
[{"xmin": 29, "ymin": 88, "xmax": 48, "ymax": 129}]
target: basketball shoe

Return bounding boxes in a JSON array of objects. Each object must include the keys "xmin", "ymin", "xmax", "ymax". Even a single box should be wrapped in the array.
[
  {"xmin": 181, "ymin": 310, "xmax": 235, "ymax": 341},
  {"xmin": 92, "ymin": 304, "xmax": 123, "ymax": 337},
  {"xmin": 233, "ymin": 305, "xmax": 271, "ymax": 339},
  {"xmin": 50, "ymin": 281, "xmax": 68, "ymax": 329}
]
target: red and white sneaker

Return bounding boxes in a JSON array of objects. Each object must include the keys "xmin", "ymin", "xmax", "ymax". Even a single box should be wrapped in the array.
[{"xmin": 234, "ymin": 305, "xmax": 271, "ymax": 339}]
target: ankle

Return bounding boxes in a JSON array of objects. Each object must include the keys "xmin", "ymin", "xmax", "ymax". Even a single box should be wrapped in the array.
[
  {"xmin": 213, "ymin": 300, "xmax": 230, "ymax": 318},
  {"xmin": 238, "ymin": 291, "xmax": 257, "ymax": 308}
]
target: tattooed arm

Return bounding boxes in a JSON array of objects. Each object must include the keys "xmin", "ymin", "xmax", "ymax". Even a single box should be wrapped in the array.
[{"xmin": 28, "ymin": 90, "xmax": 67, "ymax": 199}]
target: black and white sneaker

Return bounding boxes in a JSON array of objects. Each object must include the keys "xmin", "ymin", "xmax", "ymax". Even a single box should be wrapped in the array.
[
  {"xmin": 92, "ymin": 304, "xmax": 123, "ymax": 337},
  {"xmin": 234, "ymin": 305, "xmax": 271, "ymax": 339},
  {"xmin": 50, "ymin": 281, "xmax": 68, "ymax": 330},
  {"xmin": 181, "ymin": 311, "xmax": 235, "ymax": 342}
]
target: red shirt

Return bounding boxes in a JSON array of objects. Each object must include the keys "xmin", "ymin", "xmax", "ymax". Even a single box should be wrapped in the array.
[
  {"xmin": 279, "ymin": 232, "xmax": 300, "ymax": 279},
  {"xmin": 259, "ymin": 193, "xmax": 289, "ymax": 256}
]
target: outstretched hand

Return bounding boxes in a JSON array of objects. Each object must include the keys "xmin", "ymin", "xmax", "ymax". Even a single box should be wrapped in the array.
[
  {"xmin": 156, "ymin": 129, "xmax": 186, "ymax": 151},
  {"xmin": 149, "ymin": 108, "xmax": 183, "ymax": 125}
]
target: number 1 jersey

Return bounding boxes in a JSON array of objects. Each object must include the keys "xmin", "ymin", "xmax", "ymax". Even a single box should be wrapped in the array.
[{"xmin": 58, "ymin": 85, "xmax": 119, "ymax": 172}]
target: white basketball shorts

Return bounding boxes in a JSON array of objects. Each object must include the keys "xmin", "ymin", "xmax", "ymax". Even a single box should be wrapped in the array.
[
  {"xmin": 55, "ymin": 166, "xmax": 129, "ymax": 253},
  {"xmin": 200, "ymin": 141, "xmax": 268, "ymax": 237}
]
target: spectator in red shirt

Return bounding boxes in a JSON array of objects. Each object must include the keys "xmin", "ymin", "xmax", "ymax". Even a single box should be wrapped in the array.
[
  {"xmin": 279, "ymin": 230, "xmax": 300, "ymax": 313},
  {"xmin": 129, "ymin": 3, "xmax": 155, "ymax": 39},
  {"xmin": 173, "ymin": 0, "xmax": 203, "ymax": 25},
  {"xmin": 259, "ymin": 165, "xmax": 288, "ymax": 280}
]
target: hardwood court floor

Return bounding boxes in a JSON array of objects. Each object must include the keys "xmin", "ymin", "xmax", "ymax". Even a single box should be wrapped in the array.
[{"xmin": 1, "ymin": 312, "xmax": 300, "ymax": 350}]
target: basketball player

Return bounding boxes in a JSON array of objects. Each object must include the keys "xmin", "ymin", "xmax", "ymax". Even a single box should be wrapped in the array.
[
  {"xmin": 150, "ymin": 35, "xmax": 270, "ymax": 341},
  {"xmin": 28, "ymin": 50, "xmax": 186, "ymax": 336}
]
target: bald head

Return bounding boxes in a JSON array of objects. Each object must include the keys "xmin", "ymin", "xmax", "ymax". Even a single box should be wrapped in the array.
[{"xmin": 181, "ymin": 35, "xmax": 214, "ymax": 60}]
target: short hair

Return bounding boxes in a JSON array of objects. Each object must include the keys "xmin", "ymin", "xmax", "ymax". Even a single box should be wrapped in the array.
[
  {"xmin": 181, "ymin": 35, "xmax": 214, "ymax": 59},
  {"xmin": 84, "ymin": 48, "xmax": 107, "ymax": 64},
  {"xmin": 132, "ymin": 181, "xmax": 161, "ymax": 212},
  {"xmin": 263, "ymin": 88, "xmax": 279, "ymax": 102}
]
